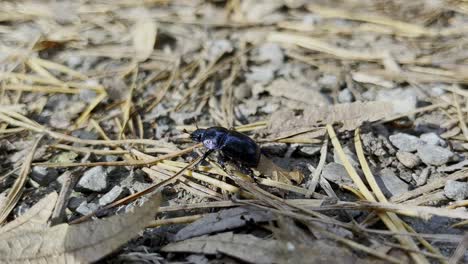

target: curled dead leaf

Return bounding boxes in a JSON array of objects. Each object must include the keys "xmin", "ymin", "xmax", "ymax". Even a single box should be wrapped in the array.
[
  {"xmin": 0, "ymin": 192, "xmax": 58, "ymax": 235},
  {"xmin": 268, "ymin": 101, "xmax": 396, "ymax": 140},
  {"xmin": 256, "ymin": 154, "xmax": 304, "ymax": 184},
  {"xmin": 0, "ymin": 193, "xmax": 161, "ymax": 264}
]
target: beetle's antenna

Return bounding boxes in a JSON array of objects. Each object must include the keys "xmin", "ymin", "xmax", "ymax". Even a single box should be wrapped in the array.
[
  {"xmin": 182, "ymin": 128, "xmax": 190, "ymax": 134},
  {"xmin": 195, "ymin": 119, "xmax": 199, "ymax": 130}
]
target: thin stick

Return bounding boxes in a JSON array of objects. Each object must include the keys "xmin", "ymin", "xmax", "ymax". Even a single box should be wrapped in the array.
[{"xmin": 33, "ymin": 143, "xmax": 201, "ymax": 168}]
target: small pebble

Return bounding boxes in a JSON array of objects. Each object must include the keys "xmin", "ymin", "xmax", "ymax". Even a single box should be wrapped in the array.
[
  {"xmin": 99, "ymin": 186, "xmax": 126, "ymax": 206},
  {"xmin": 338, "ymin": 88, "xmax": 353, "ymax": 103},
  {"xmin": 376, "ymin": 88, "xmax": 417, "ymax": 114},
  {"xmin": 417, "ymin": 144, "xmax": 454, "ymax": 166},
  {"xmin": 396, "ymin": 151, "xmax": 421, "ymax": 168},
  {"xmin": 444, "ymin": 180, "xmax": 468, "ymax": 201},
  {"xmin": 76, "ymin": 166, "xmax": 109, "ymax": 192},
  {"xmin": 415, "ymin": 167, "xmax": 430, "ymax": 186},
  {"xmin": 389, "ymin": 133, "xmax": 424, "ymax": 152},
  {"xmin": 30, "ymin": 166, "xmax": 59, "ymax": 186},
  {"xmin": 234, "ymin": 84, "xmax": 252, "ymax": 100},
  {"xmin": 76, "ymin": 201, "xmax": 99, "ymax": 216},
  {"xmin": 299, "ymin": 145, "xmax": 321, "ymax": 156},
  {"xmin": 377, "ymin": 168, "xmax": 409, "ymax": 197},
  {"xmin": 68, "ymin": 196, "xmax": 86, "ymax": 211},
  {"xmin": 260, "ymin": 142, "xmax": 288, "ymax": 156},
  {"xmin": 321, "ymin": 163, "xmax": 354, "ymax": 186},
  {"xmin": 420, "ymin": 133, "xmax": 445, "ymax": 146},
  {"xmin": 246, "ymin": 66, "xmax": 275, "ymax": 84},
  {"xmin": 334, "ymin": 146, "xmax": 359, "ymax": 169}
]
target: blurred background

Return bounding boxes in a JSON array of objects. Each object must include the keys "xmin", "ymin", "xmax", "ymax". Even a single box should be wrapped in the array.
[{"xmin": 1, "ymin": 1, "xmax": 468, "ymax": 263}]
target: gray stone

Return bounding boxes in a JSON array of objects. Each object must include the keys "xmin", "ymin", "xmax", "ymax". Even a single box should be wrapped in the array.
[
  {"xmin": 299, "ymin": 145, "xmax": 321, "ymax": 156},
  {"xmin": 420, "ymin": 132, "xmax": 445, "ymax": 146},
  {"xmin": 376, "ymin": 168, "xmax": 409, "ymax": 197},
  {"xmin": 76, "ymin": 201, "xmax": 99, "ymax": 216},
  {"xmin": 417, "ymin": 144, "xmax": 454, "ymax": 166},
  {"xmin": 79, "ymin": 89, "xmax": 97, "ymax": 103},
  {"xmin": 438, "ymin": 160, "xmax": 468, "ymax": 173},
  {"xmin": 444, "ymin": 180, "xmax": 468, "ymax": 201},
  {"xmin": 98, "ymin": 186, "xmax": 126, "ymax": 206},
  {"xmin": 255, "ymin": 42, "xmax": 284, "ymax": 68},
  {"xmin": 318, "ymin": 74, "xmax": 338, "ymax": 90},
  {"xmin": 322, "ymin": 163, "xmax": 354, "ymax": 186},
  {"xmin": 68, "ymin": 196, "xmax": 86, "ymax": 211},
  {"xmin": 246, "ymin": 66, "xmax": 275, "ymax": 84},
  {"xmin": 389, "ymin": 133, "xmax": 423, "ymax": 152},
  {"xmin": 396, "ymin": 151, "xmax": 421, "ymax": 168},
  {"xmin": 234, "ymin": 84, "xmax": 252, "ymax": 100},
  {"xmin": 260, "ymin": 143, "xmax": 288, "ymax": 156},
  {"xmin": 103, "ymin": 155, "xmax": 118, "ymax": 162},
  {"xmin": 76, "ymin": 166, "xmax": 109, "ymax": 192},
  {"xmin": 205, "ymin": 39, "xmax": 233, "ymax": 62},
  {"xmin": 338, "ymin": 88, "xmax": 353, "ymax": 103},
  {"xmin": 30, "ymin": 166, "xmax": 59, "ymax": 186},
  {"xmin": 376, "ymin": 88, "xmax": 417, "ymax": 114},
  {"xmin": 334, "ymin": 146, "xmax": 359, "ymax": 169},
  {"xmin": 415, "ymin": 167, "xmax": 430, "ymax": 186}
]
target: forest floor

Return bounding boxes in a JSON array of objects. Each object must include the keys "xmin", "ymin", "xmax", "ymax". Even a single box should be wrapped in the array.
[{"xmin": 0, "ymin": 0, "xmax": 468, "ymax": 263}]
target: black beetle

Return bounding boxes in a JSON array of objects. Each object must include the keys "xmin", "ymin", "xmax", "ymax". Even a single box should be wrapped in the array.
[{"xmin": 190, "ymin": 126, "xmax": 261, "ymax": 168}]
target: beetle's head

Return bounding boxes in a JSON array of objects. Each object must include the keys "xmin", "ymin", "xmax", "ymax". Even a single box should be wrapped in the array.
[{"xmin": 190, "ymin": 129, "xmax": 205, "ymax": 142}]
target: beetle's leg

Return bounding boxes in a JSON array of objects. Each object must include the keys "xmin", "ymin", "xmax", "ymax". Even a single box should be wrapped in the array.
[
  {"xmin": 216, "ymin": 153, "xmax": 233, "ymax": 170},
  {"xmin": 194, "ymin": 149, "xmax": 214, "ymax": 166}
]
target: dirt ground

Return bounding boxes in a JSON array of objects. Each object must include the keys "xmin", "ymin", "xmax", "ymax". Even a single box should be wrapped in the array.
[{"xmin": 1, "ymin": 0, "xmax": 468, "ymax": 263}]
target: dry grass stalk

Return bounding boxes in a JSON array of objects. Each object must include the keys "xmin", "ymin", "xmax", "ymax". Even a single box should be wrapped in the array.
[
  {"xmin": 329, "ymin": 125, "xmax": 429, "ymax": 264},
  {"xmin": 0, "ymin": 135, "xmax": 44, "ymax": 224}
]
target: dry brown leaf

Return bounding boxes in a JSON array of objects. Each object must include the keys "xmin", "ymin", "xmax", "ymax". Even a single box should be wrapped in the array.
[
  {"xmin": 0, "ymin": 135, "xmax": 44, "ymax": 224},
  {"xmin": 0, "ymin": 193, "xmax": 161, "ymax": 264},
  {"xmin": 0, "ymin": 192, "xmax": 58, "ymax": 235},
  {"xmin": 256, "ymin": 155, "xmax": 304, "ymax": 184},
  {"xmin": 174, "ymin": 207, "xmax": 273, "ymax": 241},
  {"xmin": 163, "ymin": 232, "xmax": 356, "ymax": 264},
  {"xmin": 133, "ymin": 18, "xmax": 157, "ymax": 62},
  {"xmin": 268, "ymin": 101, "xmax": 396, "ymax": 139}
]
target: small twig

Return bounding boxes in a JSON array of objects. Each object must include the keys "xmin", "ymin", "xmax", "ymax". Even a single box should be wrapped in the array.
[
  {"xmin": 50, "ymin": 169, "xmax": 83, "ymax": 225},
  {"xmin": 33, "ymin": 143, "xmax": 201, "ymax": 168},
  {"xmin": 306, "ymin": 138, "xmax": 328, "ymax": 196},
  {"xmin": 146, "ymin": 214, "xmax": 204, "ymax": 228},
  {"xmin": 448, "ymin": 233, "xmax": 468, "ymax": 264}
]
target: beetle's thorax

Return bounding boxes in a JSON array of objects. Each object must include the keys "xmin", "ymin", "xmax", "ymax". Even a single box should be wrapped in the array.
[{"xmin": 200, "ymin": 127, "xmax": 229, "ymax": 150}]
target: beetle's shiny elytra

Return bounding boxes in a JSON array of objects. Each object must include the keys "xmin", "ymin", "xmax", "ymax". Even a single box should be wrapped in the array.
[{"xmin": 190, "ymin": 126, "xmax": 261, "ymax": 167}]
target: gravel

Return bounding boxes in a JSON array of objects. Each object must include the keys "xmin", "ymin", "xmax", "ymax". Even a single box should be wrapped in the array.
[
  {"xmin": 76, "ymin": 201, "xmax": 99, "ymax": 216},
  {"xmin": 76, "ymin": 166, "xmax": 109, "ymax": 192},
  {"xmin": 444, "ymin": 180, "xmax": 468, "ymax": 201},
  {"xmin": 420, "ymin": 132, "xmax": 445, "ymax": 146},
  {"xmin": 30, "ymin": 166, "xmax": 59, "ymax": 186},
  {"xmin": 68, "ymin": 196, "xmax": 86, "ymax": 211},
  {"xmin": 338, "ymin": 88, "xmax": 353, "ymax": 103},
  {"xmin": 98, "ymin": 186, "xmax": 127, "ymax": 206},
  {"xmin": 416, "ymin": 144, "xmax": 454, "ymax": 166},
  {"xmin": 299, "ymin": 145, "xmax": 321, "ymax": 156},
  {"xmin": 396, "ymin": 151, "xmax": 421, "ymax": 168},
  {"xmin": 376, "ymin": 88, "xmax": 417, "ymax": 114},
  {"xmin": 376, "ymin": 168, "xmax": 410, "ymax": 197},
  {"xmin": 321, "ymin": 163, "xmax": 354, "ymax": 186},
  {"xmin": 389, "ymin": 133, "xmax": 424, "ymax": 152}
]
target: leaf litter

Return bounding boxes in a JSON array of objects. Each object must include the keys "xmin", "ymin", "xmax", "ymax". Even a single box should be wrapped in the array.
[{"xmin": 0, "ymin": 0, "xmax": 468, "ymax": 263}]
